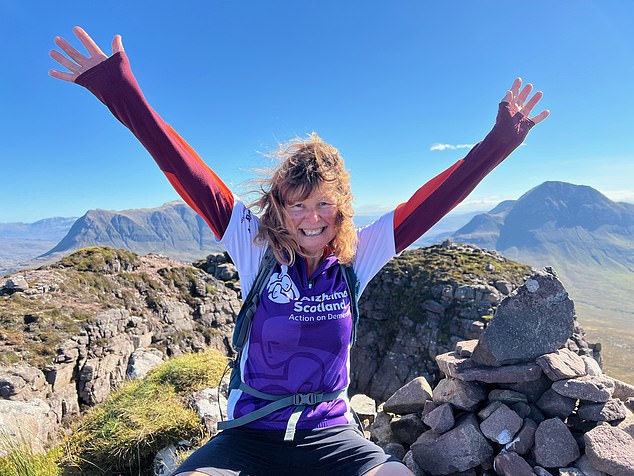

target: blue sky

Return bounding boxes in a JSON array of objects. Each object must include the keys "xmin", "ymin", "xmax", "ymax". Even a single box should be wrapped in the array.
[{"xmin": 2, "ymin": 0, "xmax": 633, "ymax": 223}]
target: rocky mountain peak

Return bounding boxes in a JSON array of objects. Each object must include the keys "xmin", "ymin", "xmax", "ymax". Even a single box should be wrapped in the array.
[
  {"xmin": 40, "ymin": 201, "xmax": 222, "ymax": 262},
  {"xmin": 504, "ymin": 181, "xmax": 632, "ymax": 234}
]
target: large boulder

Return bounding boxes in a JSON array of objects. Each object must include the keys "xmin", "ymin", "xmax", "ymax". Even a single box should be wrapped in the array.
[
  {"xmin": 436, "ymin": 352, "xmax": 542, "ymax": 383},
  {"xmin": 187, "ymin": 387, "xmax": 228, "ymax": 435},
  {"xmin": 402, "ymin": 450, "xmax": 427, "ymax": 476},
  {"xmin": 536, "ymin": 348, "xmax": 586, "ymax": 381},
  {"xmin": 370, "ymin": 411, "xmax": 394, "ymax": 446},
  {"xmin": 584, "ymin": 425, "xmax": 634, "ymax": 476},
  {"xmin": 533, "ymin": 418, "xmax": 580, "ymax": 468},
  {"xmin": 479, "ymin": 403, "xmax": 523, "ymax": 445},
  {"xmin": 126, "ymin": 347, "xmax": 164, "ymax": 380},
  {"xmin": 551, "ymin": 376, "xmax": 615, "ymax": 403},
  {"xmin": 390, "ymin": 414, "xmax": 426, "ymax": 445},
  {"xmin": 574, "ymin": 454, "xmax": 607, "ymax": 476},
  {"xmin": 471, "ymin": 268, "xmax": 574, "ymax": 367},
  {"xmin": 411, "ymin": 414, "xmax": 494, "ymax": 475},
  {"xmin": 536, "ymin": 388, "xmax": 576, "ymax": 419},
  {"xmin": 0, "ymin": 398, "xmax": 58, "ymax": 454},
  {"xmin": 422, "ymin": 403, "xmax": 454, "ymax": 434},
  {"xmin": 2, "ymin": 275, "xmax": 29, "ymax": 292},
  {"xmin": 494, "ymin": 451, "xmax": 535, "ymax": 476},
  {"xmin": 505, "ymin": 418, "xmax": 537, "ymax": 455},
  {"xmin": 0, "ymin": 363, "xmax": 47, "ymax": 400},
  {"xmin": 609, "ymin": 377, "xmax": 634, "ymax": 400},
  {"xmin": 578, "ymin": 399, "xmax": 628, "ymax": 422},
  {"xmin": 350, "ymin": 393, "xmax": 377, "ymax": 429},
  {"xmin": 383, "ymin": 377, "xmax": 433, "ymax": 414},
  {"xmin": 432, "ymin": 378, "xmax": 486, "ymax": 411}
]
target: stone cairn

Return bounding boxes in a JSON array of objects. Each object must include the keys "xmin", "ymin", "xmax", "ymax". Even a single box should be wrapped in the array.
[{"xmin": 362, "ymin": 268, "xmax": 634, "ymax": 476}]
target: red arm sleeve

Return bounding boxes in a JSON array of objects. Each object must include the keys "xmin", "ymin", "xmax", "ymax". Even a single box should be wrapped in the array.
[
  {"xmin": 75, "ymin": 52, "xmax": 233, "ymax": 240},
  {"xmin": 393, "ymin": 102, "xmax": 535, "ymax": 253}
]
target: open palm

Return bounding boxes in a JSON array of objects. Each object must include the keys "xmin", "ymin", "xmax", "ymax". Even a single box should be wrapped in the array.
[
  {"xmin": 502, "ymin": 78, "xmax": 550, "ymax": 124},
  {"xmin": 49, "ymin": 26, "xmax": 123, "ymax": 83}
]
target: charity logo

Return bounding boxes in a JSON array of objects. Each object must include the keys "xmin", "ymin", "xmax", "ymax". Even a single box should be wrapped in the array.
[{"xmin": 266, "ymin": 265, "xmax": 300, "ymax": 304}]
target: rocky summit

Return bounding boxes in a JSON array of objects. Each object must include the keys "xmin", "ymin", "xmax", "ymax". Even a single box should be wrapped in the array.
[
  {"xmin": 1, "ymin": 243, "xmax": 633, "ymax": 476},
  {"xmin": 0, "ymin": 247, "xmax": 241, "ymax": 453},
  {"xmin": 366, "ymin": 270, "xmax": 634, "ymax": 476}
]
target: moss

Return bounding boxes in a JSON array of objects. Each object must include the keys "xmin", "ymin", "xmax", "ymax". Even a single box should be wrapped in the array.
[
  {"xmin": 147, "ymin": 348, "xmax": 228, "ymax": 393},
  {"xmin": 360, "ymin": 245, "xmax": 531, "ymax": 328},
  {"xmin": 205, "ymin": 283, "xmax": 217, "ymax": 295},
  {"xmin": 0, "ymin": 350, "xmax": 21, "ymax": 365},
  {"xmin": 55, "ymin": 247, "xmax": 140, "ymax": 273},
  {"xmin": 158, "ymin": 266, "xmax": 207, "ymax": 306},
  {"xmin": 61, "ymin": 380, "xmax": 203, "ymax": 474},
  {"xmin": 58, "ymin": 349, "xmax": 227, "ymax": 475}
]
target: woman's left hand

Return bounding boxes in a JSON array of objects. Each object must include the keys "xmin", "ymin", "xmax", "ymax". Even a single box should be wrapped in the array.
[
  {"xmin": 502, "ymin": 78, "xmax": 550, "ymax": 124},
  {"xmin": 49, "ymin": 26, "xmax": 124, "ymax": 83}
]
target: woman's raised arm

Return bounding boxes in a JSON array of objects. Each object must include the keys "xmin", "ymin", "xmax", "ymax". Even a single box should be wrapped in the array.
[
  {"xmin": 49, "ymin": 27, "xmax": 234, "ymax": 240},
  {"xmin": 392, "ymin": 78, "xmax": 549, "ymax": 253}
]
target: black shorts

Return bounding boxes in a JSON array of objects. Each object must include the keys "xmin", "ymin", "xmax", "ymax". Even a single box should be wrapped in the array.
[{"xmin": 171, "ymin": 424, "xmax": 402, "ymax": 476}]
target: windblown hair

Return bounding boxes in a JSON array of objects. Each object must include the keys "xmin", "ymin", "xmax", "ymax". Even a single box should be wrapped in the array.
[{"xmin": 250, "ymin": 133, "xmax": 357, "ymax": 265}]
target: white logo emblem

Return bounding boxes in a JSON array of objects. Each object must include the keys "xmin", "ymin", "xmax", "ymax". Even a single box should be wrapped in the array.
[{"xmin": 266, "ymin": 265, "xmax": 300, "ymax": 304}]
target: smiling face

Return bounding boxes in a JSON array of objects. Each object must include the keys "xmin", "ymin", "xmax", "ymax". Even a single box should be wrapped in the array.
[
  {"xmin": 285, "ymin": 186, "xmax": 339, "ymax": 259},
  {"xmin": 253, "ymin": 133, "xmax": 357, "ymax": 267}
]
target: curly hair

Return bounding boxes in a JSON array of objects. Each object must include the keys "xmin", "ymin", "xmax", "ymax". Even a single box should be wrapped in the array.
[{"xmin": 250, "ymin": 133, "xmax": 357, "ymax": 265}]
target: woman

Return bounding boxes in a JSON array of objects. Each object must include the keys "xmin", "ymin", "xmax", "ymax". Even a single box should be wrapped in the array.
[{"xmin": 49, "ymin": 27, "xmax": 549, "ymax": 476}]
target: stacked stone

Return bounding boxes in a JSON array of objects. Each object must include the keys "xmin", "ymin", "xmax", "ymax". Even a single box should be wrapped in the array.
[
  {"xmin": 369, "ymin": 268, "xmax": 634, "ymax": 475},
  {"xmin": 352, "ymin": 244, "xmax": 528, "ymax": 403}
]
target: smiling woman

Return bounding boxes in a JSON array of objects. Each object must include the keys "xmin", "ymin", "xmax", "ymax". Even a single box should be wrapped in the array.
[
  {"xmin": 250, "ymin": 133, "xmax": 357, "ymax": 276},
  {"xmin": 49, "ymin": 25, "xmax": 548, "ymax": 476}
]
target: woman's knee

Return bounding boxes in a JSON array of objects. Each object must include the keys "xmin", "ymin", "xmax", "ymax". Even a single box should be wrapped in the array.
[{"xmin": 363, "ymin": 461, "xmax": 414, "ymax": 476}]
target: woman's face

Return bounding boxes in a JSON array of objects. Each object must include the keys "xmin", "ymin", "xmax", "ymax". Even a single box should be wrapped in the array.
[{"xmin": 285, "ymin": 186, "xmax": 339, "ymax": 258}]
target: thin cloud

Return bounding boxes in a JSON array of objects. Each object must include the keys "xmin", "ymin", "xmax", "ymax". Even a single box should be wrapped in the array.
[
  {"xmin": 602, "ymin": 190, "xmax": 634, "ymax": 203},
  {"xmin": 430, "ymin": 143, "xmax": 475, "ymax": 151},
  {"xmin": 430, "ymin": 142, "xmax": 527, "ymax": 152}
]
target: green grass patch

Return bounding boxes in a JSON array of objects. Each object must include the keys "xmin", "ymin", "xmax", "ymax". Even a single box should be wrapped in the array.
[
  {"xmin": 0, "ymin": 431, "xmax": 62, "ymax": 476},
  {"xmin": 0, "ymin": 292, "xmax": 86, "ymax": 368},
  {"xmin": 147, "ymin": 348, "xmax": 228, "ymax": 393},
  {"xmin": 158, "ymin": 266, "xmax": 212, "ymax": 305},
  {"xmin": 58, "ymin": 348, "xmax": 227, "ymax": 474},
  {"xmin": 362, "ymin": 245, "xmax": 531, "ymax": 326},
  {"xmin": 55, "ymin": 247, "xmax": 139, "ymax": 273}
]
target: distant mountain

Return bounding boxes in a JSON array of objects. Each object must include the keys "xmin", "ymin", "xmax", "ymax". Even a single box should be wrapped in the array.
[
  {"xmin": 450, "ymin": 181, "xmax": 634, "ymax": 377},
  {"xmin": 41, "ymin": 201, "xmax": 223, "ymax": 263},
  {"xmin": 411, "ymin": 210, "xmax": 484, "ymax": 246},
  {"xmin": 0, "ymin": 217, "xmax": 77, "ymax": 276},
  {"xmin": 3, "ymin": 202, "xmax": 474, "ymax": 276},
  {"xmin": 451, "ymin": 182, "xmax": 634, "ymax": 270},
  {"xmin": 0, "ymin": 217, "xmax": 78, "ymax": 240},
  {"xmin": 355, "ymin": 211, "xmax": 483, "ymax": 245}
]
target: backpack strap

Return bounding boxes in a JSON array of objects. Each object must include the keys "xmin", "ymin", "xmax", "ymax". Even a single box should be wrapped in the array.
[
  {"xmin": 341, "ymin": 262, "xmax": 361, "ymax": 344},
  {"xmin": 227, "ymin": 247, "xmax": 277, "ymax": 391},
  {"xmin": 218, "ymin": 382, "xmax": 347, "ymax": 440},
  {"xmin": 231, "ymin": 247, "xmax": 277, "ymax": 353}
]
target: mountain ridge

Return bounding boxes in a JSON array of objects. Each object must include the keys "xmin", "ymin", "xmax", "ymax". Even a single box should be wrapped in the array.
[
  {"xmin": 450, "ymin": 180, "xmax": 634, "ymax": 380},
  {"xmin": 42, "ymin": 201, "xmax": 222, "ymax": 261}
]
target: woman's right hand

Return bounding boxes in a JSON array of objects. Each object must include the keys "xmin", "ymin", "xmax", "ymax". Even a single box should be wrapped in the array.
[{"xmin": 49, "ymin": 26, "xmax": 123, "ymax": 82}]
